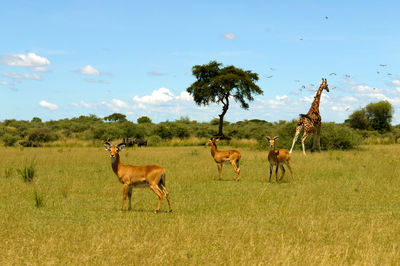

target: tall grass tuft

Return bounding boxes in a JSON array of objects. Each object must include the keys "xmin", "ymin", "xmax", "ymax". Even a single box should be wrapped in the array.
[
  {"xmin": 3, "ymin": 167, "xmax": 13, "ymax": 178},
  {"xmin": 33, "ymin": 190, "xmax": 44, "ymax": 208},
  {"xmin": 18, "ymin": 162, "xmax": 35, "ymax": 182}
]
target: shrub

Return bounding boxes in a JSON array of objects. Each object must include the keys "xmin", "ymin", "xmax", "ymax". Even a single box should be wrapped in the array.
[
  {"xmin": 34, "ymin": 190, "xmax": 44, "ymax": 208},
  {"xmin": 153, "ymin": 124, "xmax": 173, "ymax": 139},
  {"xmin": 2, "ymin": 133, "xmax": 19, "ymax": 147},
  {"xmin": 28, "ymin": 128, "xmax": 57, "ymax": 142}
]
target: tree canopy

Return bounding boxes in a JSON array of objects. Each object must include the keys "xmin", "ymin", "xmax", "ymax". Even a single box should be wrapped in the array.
[
  {"xmin": 104, "ymin": 113, "xmax": 127, "ymax": 122},
  {"xmin": 186, "ymin": 61, "xmax": 263, "ymax": 137},
  {"xmin": 347, "ymin": 101, "xmax": 394, "ymax": 132},
  {"xmin": 137, "ymin": 116, "xmax": 152, "ymax": 124}
]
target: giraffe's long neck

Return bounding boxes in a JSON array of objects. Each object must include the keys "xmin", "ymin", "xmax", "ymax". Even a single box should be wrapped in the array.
[{"xmin": 307, "ymin": 84, "xmax": 324, "ymax": 115}]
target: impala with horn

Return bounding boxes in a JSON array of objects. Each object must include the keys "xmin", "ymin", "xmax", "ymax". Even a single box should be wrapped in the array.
[
  {"xmin": 206, "ymin": 137, "xmax": 241, "ymax": 181},
  {"xmin": 104, "ymin": 142, "xmax": 172, "ymax": 213}
]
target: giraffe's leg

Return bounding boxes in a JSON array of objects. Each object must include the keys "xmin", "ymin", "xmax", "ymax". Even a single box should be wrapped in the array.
[
  {"xmin": 316, "ymin": 126, "xmax": 321, "ymax": 152},
  {"xmin": 311, "ymin": 128, "xmax": 317, "ymax": 153},
  {"xmin": 301, "ymin": 131, "xmax": 310, "ymax": 156},
  {"xmin": 290, "ymin": 125, "xmax": 302, "ymax": 153}
]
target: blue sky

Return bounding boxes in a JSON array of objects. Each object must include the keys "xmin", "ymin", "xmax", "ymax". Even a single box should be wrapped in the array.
[{"xmin": 1, "ymin": 0, "xmax": 400, "ymax": 124}]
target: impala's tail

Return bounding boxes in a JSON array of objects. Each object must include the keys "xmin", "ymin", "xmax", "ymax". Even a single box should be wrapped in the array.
[{"xmin": 158, "ymin": 170, "xmax": 165, "ymax": 191}]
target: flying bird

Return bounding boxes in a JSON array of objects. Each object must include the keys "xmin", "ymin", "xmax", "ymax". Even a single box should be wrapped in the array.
[
  {"xmin": 301, "ymin": 85, "xmax": 306, "ymax": 89},
  {"xmin": 294, "ymin": 80, "xmax": 300, "ymax": 83},
  {"xmin": 387, "ymin": 73, "xmax": 392, "ymax": 76},
  {"xmin": 344, "ymin": 74, "xmax": 350, "ymax": 78},
  {"xmin": 379, "ymin": 64, "xmax": 387, "ymax": 67},
  {"xmin": 299, "ymin": 38, "xmax": 304, "ymax": 41},
  {"xmin": 376, "ymin": 71, "xmax": 380, "ymax": 74},
  {"xmin": 310, "ymin": 83, "xmax": 315, "ymax": 87},
  {"xmin": 345, "ymin": 107, "xmax": 350, "ymax": 111},
  {"xmin": 373, "ymin": 87, "xmax": 377, "ymax": 90},
  {"xmin": 329, "ymin": 73, "xmax": 337, "ymax": 76},
  {"xmin": 331, "ymin": 87, "xmax": 336, "ymax": 90},
  {"xmin": 266, "ymin": 75, "xmax": 273, "ymax": 78},
  {"xmin": 270, "ymin": 68, "xmax": 276, "ymax": 71},
  {"xmin": 325, "ymin": 16, "xmax": 329, "ymax": 19}
]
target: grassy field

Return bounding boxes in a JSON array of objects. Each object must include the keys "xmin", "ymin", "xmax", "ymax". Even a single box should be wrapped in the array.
[{"xmin": 0, "ymin": 144, "xmax": 399, "ymax": 265}]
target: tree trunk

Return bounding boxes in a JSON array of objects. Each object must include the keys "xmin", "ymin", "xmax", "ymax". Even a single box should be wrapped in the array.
[{"xmin": 217, "ymin": 97, "xmax": 229, "ymax": 137}]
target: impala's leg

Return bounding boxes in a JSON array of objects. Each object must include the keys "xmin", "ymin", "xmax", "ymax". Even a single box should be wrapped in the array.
[
  {"xmin": 217, "ymin": 163, "xmax": 222, "ymax": 180},
  {"xmin": 150, "ymin": 185, "xmax": 164, "ymax": 213},
  {"xmin": 275, "ymin": 163, "xmax": 280, "ymax": 183},
  {"xmin": 127, "ymin": 186, "xmax": 133, "ymax": 210},
  {"xmin": 160, "ymin": 185, "xmax": 172, "ymax": 212},
  {"xmin": 286, "ymin": 160, "xmax": 294, "ymax": 181},
  {"xmin": 280, "ymin": 164, "xmax": 286, "ymax": 181},
  {"xmin": 236, "ymin": 159, "xmax": 240, "ymax": 181},
  {"xmin": 122, "ymin": 183, "xmax": 129, "ymax": 211},
  {"xmin": 269, "ymin": 164, "xmax": 273, "ymax": 183},
  {"xmin": 290, "ymin": 125, "xmax": 302, "ymax": 153},
  {"xmin": 230, "ymin": 159, "xmax": 239, "ymax": 181},
  {"xmin": 301, "ymin": 131, "xmax": 310, "ymax": 156}
]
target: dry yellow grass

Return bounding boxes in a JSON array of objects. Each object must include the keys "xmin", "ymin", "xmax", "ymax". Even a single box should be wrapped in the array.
[{"xmin": 0, "ymin": 145, "xmax": 399, "ymax": 264}]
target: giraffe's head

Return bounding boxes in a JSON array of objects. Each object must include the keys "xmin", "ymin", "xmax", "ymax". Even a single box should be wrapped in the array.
[
  {"xmin": 265, "ymin": 136, "xmax": 279, "ymax": 150},
  {"xmin": 321, "ymin": 78, "xmax": 329, "ymax": 92},
  {"xmin": 104, "ymin": 142, "xmax": 125, "ymax": 162}
]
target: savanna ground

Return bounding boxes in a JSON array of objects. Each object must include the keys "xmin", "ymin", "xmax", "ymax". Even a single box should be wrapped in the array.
[{"xmin": 0, "ymin": 144, "xmax": 399, "ymax": 265}]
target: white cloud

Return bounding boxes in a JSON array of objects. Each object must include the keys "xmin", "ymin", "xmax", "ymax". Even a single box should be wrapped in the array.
[
  {"xmin": 392, "ymin": 80, "xmax": 400, "ymax": 86},
  {"xmin": 276, "ymin": 95, "xmax": 288, "ymax": 101},
  {"xmin": 342, "ymin": 96, "xmax": 358, "ymax": 102},
  {"xmin": 133, "ymin": 88, "xmax": 174, "ymax": 104},
  {"xmin": 32, "ymin": 66, "xmax": 49, "ymax": 73},
  {"xmin": 147, "ymin": 72, "xmax": 166, "ymax": 76},
  {"xmin": 80, "ymin": 65, "xmax": 100, "ymax": 76},
  {"xmin": 39, "ymin": 100, "xmax": 59, "ymax": 110},
  {"xmin": 1, "ymin": 52, "xmax": 50, "ymax": 67},
  {"xmin": 109, "ymin": 99, "xmax": 130, "ymax": 109},
  {"xmin": 397, "ymin": 87, "xmax": 400, "ymax": 93},
  {"xmin": 176, "ymin": 91, "xmax": 192, "ymax": 101},
  {"xmin": 84, "ymin": 78, "xmax": 109, "ymax": 84},
  {"xmin": 0, "ymin": 81, "xmax": 11, "ymax": 86},
  {"xmin": 223, "ymin": 33, "xmax": 237, "ymax": 40},
  {"xmin": 2, "ymin": 72, "xmax": 41, "ymax": 81}
]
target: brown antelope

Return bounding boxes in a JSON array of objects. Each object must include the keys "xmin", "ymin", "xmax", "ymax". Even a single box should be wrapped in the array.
[
  {"xmin": 206, "ymin": 137, "xmax": 241, "ymax": 181},
  {"xmin": 104, "ymin": 142, "xmax": 172, "ymax": 213},
  {"xmin": 266, "ymin": 136, "xmax": 294, "ymax": 183}
]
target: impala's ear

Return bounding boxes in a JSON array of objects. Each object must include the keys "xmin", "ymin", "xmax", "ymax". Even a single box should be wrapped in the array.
[
  {"xmin": 273, "ymin": 136, "xmax": 279, "ymax": 141},
  {"xmin": 265, "ymin": 136, "xmax": 271, "ymax": 141},
  {"xmin": 104, "ymin": 144, "xmax": 111, "ymax": 151},
  {"xmin": 117, "ymin": 143, "xmax": 125, "ymax": 151},
  {"xmin": 215, "ymin": 138, "xmax": 220, "ymax": 143}
]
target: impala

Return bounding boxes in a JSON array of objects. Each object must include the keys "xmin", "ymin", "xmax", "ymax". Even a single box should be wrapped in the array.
[
  {"xmin": 206, "ymin": 137, "xmax": 241, "ymax": 181},
  {"xmin": 104, "ymin": 142, "xmax": 172, "ymax": 213},
  {"xmin": 266, "ymin": 136, "xmax": 294, "ymax": 183}
]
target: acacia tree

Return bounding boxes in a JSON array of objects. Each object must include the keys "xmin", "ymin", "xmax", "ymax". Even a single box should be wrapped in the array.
[{"xmin": 187, "ymin": 61, "xmax": 263, "ymax": 137}]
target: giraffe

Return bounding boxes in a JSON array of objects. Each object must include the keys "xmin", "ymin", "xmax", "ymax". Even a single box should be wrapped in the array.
[{"xmin": 289, "ymin": 78, "xmax": 329, "ymax": 155}]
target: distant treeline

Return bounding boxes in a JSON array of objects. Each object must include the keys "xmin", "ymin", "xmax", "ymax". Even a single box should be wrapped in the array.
[{"xmin": 1, "ymin": 113, "xmax": 399, "ymax": 149}]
